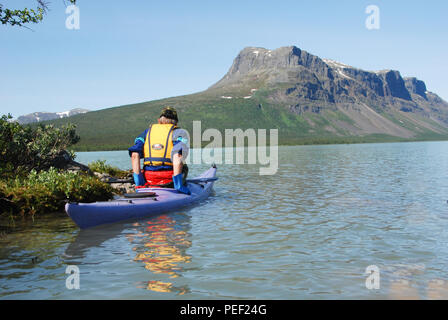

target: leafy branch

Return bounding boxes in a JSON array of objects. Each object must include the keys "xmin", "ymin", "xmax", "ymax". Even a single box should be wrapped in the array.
[{"xmin": 0, "ymin": 0, "xmax": 77, "ymax": 27}]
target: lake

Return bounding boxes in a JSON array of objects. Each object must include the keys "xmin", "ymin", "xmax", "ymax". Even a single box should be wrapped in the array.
[{"xmin": 1, "ymin": 141, "xmax": 448, "ymax": 299}]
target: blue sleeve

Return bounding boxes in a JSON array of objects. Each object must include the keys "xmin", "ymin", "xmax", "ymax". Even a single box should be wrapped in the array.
[
  {"xmin": 172, "ymin": 129, "xmax": 189, "ymax": 156},
  {"xmin": 128, "ymin": 129, "xmax": 148, "ymax": 158}
]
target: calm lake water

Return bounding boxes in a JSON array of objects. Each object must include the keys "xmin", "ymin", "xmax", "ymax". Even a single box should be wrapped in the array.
[{"xmin": 1, "ymin": 142, "xmax": 448, "ymax": 299}]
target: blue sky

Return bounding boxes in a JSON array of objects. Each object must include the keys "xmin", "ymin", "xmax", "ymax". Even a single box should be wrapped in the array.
[{"xmin": 1, "ymin": 0, "xmax": 448, "ymax": 117}]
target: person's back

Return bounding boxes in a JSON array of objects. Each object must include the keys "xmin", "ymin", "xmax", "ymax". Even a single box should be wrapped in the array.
[{"xmin": 128, "ymin": 106, "xmax": 191, "ymax": 194}]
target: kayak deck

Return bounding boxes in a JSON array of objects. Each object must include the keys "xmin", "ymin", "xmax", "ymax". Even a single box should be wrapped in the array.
[{"xmin": 66, "ymin": 166, "xmax": 217, "ymax": 229}]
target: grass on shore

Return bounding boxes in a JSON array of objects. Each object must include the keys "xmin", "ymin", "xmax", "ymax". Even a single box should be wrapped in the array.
[
  {"xmin": 0, "ymin": 160, "xmax": 131, "ymax": 219},
  {"xmin": 0, "ymin": 168, "xmax": 115, "ymax": 217}
]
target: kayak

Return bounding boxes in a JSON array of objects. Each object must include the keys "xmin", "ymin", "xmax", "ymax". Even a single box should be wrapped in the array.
[{"xmin": 65, "ymin": 165, "xmax": 217, "ymax": 229}]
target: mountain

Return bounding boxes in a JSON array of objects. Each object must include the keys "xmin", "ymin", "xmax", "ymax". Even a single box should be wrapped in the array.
[
  {"xmin": 44, "ymin": 46, "xmax": 448, "ymax": 151},
  {"xmin": 210, "ymin": 46, "xmax": 448, "ymax": 138},
  {"xmin": 17, "ymin": 108, "xmax": 89, "ymax": 124}
]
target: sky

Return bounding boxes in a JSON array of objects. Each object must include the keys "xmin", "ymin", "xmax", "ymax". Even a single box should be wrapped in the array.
[{"xmin": 1, "ymin": 0, "xmax": 448, "ymax": 118}]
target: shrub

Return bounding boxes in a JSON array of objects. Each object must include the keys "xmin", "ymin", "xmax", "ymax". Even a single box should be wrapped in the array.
[
  {"xmin": 0, "ymin": 114, "xmax": 79, "ymax": 179},
  {"xmin": 0, "ymin": 168, "xmax": 115, "ymax": 217},
  {"xmin": 88, "ymin": 160, "xmax": 130, "ymax": 178}
]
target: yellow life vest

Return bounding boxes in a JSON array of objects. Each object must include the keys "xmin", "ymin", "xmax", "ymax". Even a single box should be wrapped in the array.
[{"xmin": 143, "ymin": 124, "xmax": 177, "ymax": 167}]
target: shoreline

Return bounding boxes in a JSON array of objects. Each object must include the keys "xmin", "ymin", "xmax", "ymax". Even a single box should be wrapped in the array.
[{"xmin": 71, "ymin": 136, "xmax": 448, "ymax": 153}]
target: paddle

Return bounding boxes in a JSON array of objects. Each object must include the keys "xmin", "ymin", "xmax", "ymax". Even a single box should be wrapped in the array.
[
  {"xmin": 105, "ymin": 178, "xmax": 133, "ymax": 184},
  {"xmin": 106, "ymin": 177, "xmax": 218, "ymax": 185},
  {"xmin": 186, "ymin": 177, "xmax": 218, "ymax": 184},
  {"xmin": 106, "ymin": 177, "xmax": 218, "ymax": 188}
]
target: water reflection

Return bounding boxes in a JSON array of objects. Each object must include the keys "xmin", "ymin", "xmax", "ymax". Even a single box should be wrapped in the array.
[
  {"xmin": 64, "ymin": 212, "xmax": 193, "ymax": 295},
  {"xmin": 128, "ymin": 214, "xmax": 192, "ymax": 295},
  {"xmin": 64, "ymin": 223, "xmax": 124, "ymax": 261}
]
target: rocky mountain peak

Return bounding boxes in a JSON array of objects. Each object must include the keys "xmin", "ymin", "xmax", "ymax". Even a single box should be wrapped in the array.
[
  {"xmin": 16, "ymin": 108, "xmax": 89, "ymax": 124},
  {"xmin": 404, "ymin": 77, "xmax": 428, "ymax": 99},
  {"xmin": 207, "ymin": 45, "xmax": 448, "ymax": 132},
  {"xmin": 212, "ymin": 46, "xmax": 331, "ymax": 88},
  {"xmin": 380, "ymin": 70, "xmax": 412, "ymax": 101}
]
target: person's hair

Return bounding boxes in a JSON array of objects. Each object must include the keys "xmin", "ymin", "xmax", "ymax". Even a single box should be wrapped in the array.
[{"xmin": 158, "ymin": 116, "xmax": 177, "ymax": 125}]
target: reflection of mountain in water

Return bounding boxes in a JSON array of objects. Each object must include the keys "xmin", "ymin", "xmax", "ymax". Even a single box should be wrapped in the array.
[{"xmin": 129, "ymin": 214, "xmax": 192, "ymax": 294}]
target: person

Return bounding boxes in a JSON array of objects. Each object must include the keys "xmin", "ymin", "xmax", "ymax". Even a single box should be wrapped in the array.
[{"xmin": 128, "ymin": 106, "xmax": 191, "ymax": 195}]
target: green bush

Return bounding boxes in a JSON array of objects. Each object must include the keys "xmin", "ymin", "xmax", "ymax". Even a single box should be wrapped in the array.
[
  {"xmin": 0, "ymin": 168, "xmax": 115, "ymax": 217},
  {"xmin": 88, "ymin": 160, "xmax": 130, "ymax": 178},
  {"xmin": 0, "ymin": 114, "xmax": 119, "ymax": 218},
  {"xmin": 0, "ymin": 114, "xmax": 79, "ymax": 179}
]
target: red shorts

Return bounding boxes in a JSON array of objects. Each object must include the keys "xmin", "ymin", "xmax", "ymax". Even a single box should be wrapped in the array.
[{"xmin": 142, "ymin": 170, "xmax": 173, "ymax": 187}]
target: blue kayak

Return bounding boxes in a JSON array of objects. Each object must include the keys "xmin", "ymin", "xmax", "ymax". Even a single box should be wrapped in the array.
[{"xmin": 65, "ymin": 166, "xmax": 217, "ymax": 229}]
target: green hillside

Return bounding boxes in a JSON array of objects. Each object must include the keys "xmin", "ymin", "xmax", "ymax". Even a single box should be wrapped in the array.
[
  {"xmin": 44, "ymin": 85, "xmax": 448, "ymax": 152},
  {"xmin": 41, "ymin": 45, "xmax": 448, "ymax": 151}
]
